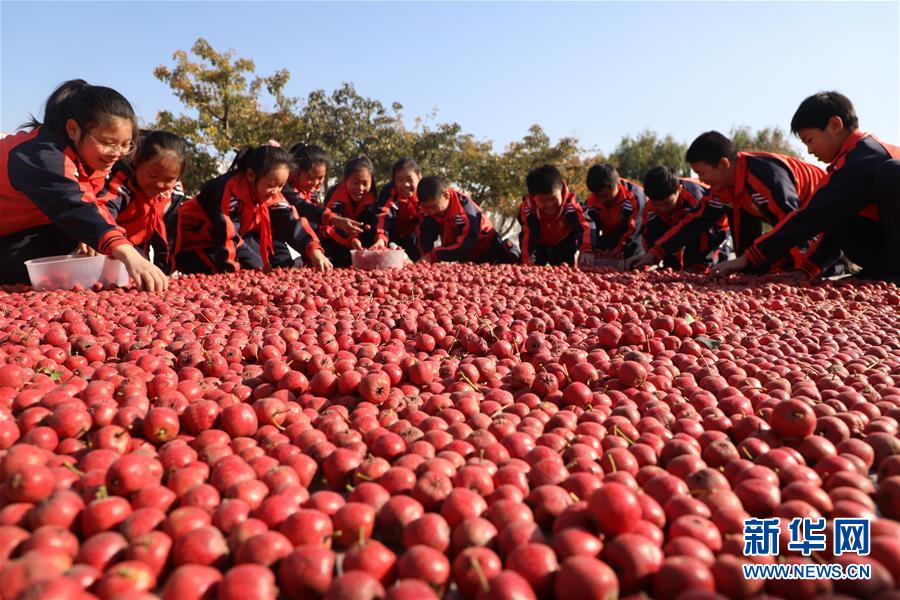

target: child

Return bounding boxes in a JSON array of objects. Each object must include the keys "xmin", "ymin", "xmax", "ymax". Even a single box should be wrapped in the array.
[
  {"xmin": 101, "ymin": 131, "xmax": 188, "ymax": 273},
  {"xmin": 714, "ymin": 92, "xmax": 900, "ymax": 281},
  {"xmin": 176, "ymin": 144, "xmax": 331, "ymax": 273},
  {"xmin": 628, "ymin": 166, "xmax": 728, "ymax": 271},
  {"xmin": 283, "ymin": 143, "xmax": 363, "ymax": 235},
  {"xmin": 416, "ymin": 176, "xmax": 520, "ymax": 264},
  {"xmin": 635, "ymin": 131, "xmax": 832, "ymax": 274},
  {"xmin": 519, "ymin": 164, "xmax": 594, "ymax": 266},
  {"xmin": 584, "ymin": 164, "xmax": 646, "ymax": 258},
  {"xmin": 319, "ymin": 155, "xmax": 386, "ymax": 267},
  {"xmin": 376, "ymin": 157, "xmax": 423, "ymax": 260},
  {"xmin": 0, "ymin": 79, "xmax": 167, "ymax": 291}
]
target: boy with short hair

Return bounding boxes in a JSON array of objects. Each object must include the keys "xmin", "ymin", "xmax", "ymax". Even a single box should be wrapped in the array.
[
  {"xmin": 632, "ymin": 131, "xmax": 832, "ymax": 273},
  {"xmin": 519, "ymin": 164, "xmax": 594, "ymax": 266},
  {"xmin": 635, "ymin": 166, "xmax": 729, "ymax": 271},
  {"xmin": 584, "ymin": 164, "xmax": 645, "ymax": 258},
  {"xmin": 416, "ymin": 176, "xmax": 520, "ymax": 264},
  {"xmin": 714, "ymin": 92, "xmax": 900, "ymax": 280}
]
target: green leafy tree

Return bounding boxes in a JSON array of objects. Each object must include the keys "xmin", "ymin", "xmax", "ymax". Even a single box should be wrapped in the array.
[
  {"xmin": 151, "ymin": 38, "xmax": 301, "ymax": 192},
  {"xmin": 608, "ymin": 130, "xmax": 690, "ymax": 181},
  {"xmin": 730, "ymin": 126, "xmax": 799, "ymax": 156}
]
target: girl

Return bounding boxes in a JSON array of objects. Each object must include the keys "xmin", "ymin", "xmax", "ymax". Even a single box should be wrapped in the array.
[
  {"xmin": 95, "ymin": 131, "xmax": 188, "ymax": 273},
  {"xmin": 376, "ymin": 157, "xmax": 422, "ymax": 260},
  {"xmin": 176, "ymin": 144, "xmax": 332, "ymax": 274},
  {"xmin": 320, "ymin": 155, "xmax": 386, "ymax": 267},
  {"xmin": 281, "ymin": 143, "xmax": 363, "ymax": 235},
  {"xmin": 0, "ymin": 79, "xmax": 168, "ymax": 291}
]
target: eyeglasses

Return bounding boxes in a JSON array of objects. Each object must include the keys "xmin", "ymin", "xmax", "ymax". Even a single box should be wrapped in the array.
[{"xmin": 87, "ymin": 132, "xmax": 136, "ymax": 156}]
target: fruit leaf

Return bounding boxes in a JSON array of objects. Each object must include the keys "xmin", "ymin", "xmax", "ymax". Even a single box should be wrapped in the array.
[
  {"xmin": 694, "ymin": 336, "xmax": 721, "ymax": 349},
  {"xmin": 36, "ymin": 366, "xmax": 65, "ymax": 382}
]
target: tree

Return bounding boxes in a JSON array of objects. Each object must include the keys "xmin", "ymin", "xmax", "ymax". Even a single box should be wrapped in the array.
[
  {"xmin": 608, "ymin": 131, "xmax": 689, "ymax": 182},
  {"xmin": 152, "ymin": 38, "xmax": 302, "ymax": 192},
  {"xmin": 729, "ymin": 126, "xmax": 799, "ymax": 156}
]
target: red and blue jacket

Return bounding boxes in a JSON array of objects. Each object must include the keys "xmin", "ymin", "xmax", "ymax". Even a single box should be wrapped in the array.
[
  {"xmin": 650, "ymin": 152, "xmax": 826, "ymax": 263},
  {"xmin": 642, "ymin": 179, "xmax": 728, "ymax": 270},
  {"xmin": 177, "ymin": 170, "xmax": 321, "ymax": 272},
  {"xmin": 321, "ymin": 184, "xmax": 387, "ymax": 247},
  {"xmin": 746, "ymin": 131, "xmax": 900, "ymax": 276},
  {"xmin": 377, "ymin": 183, "xmax": 420, "ymax": 240},
  {"xmin": 518, "ymin": 183, "xmax": 593, "ymax": 265},
  {"xmin": 585, "ymin": 179, "xmax": 645, "ymax": 255},
  {"xmin": 282, "ymin": 175, "xmax": 333, "ymax": 227},
  {"xmin": 0, "ymin": 127, "xmax": 129, "ymax": 254},
  {"xmin": 417, "ymin": 189, "xmax": 499, "ymax": 262},
  {"xmin": 103, "ymin": 165, "xmax": 185, "ymax": 266}
]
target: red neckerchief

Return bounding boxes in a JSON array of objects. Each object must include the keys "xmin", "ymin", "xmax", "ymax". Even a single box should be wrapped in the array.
[
  {"xmin": 389, "ymin": 186, "xmax": 420, "ymax": 233},
  {"xmin": 232, "ymin": 175, "xmax": 280, "ymax": 268}
]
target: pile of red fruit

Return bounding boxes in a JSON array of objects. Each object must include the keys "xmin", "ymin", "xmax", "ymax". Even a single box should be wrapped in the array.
[{"xmin": 0, "ymin": 264, "xmax": 898, "ymax": 600}]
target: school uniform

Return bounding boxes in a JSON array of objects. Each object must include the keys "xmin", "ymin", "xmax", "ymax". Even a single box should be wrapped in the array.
[
  {"xmin": 319, "ymin": 184, "xmax": 386, "ymax": 267},
  {"xmin": 650, "ymin": 152, "xmax": 830, "ymax": 273},
  {"xmin": 0, "ymin": 127, "xmax": 128, "ymax": 284},
  {"xmin": 585, "ymin": 179, "xmax": 646, "ymax": 258},
  {"xmin": 417, "ymin": 189, "xmax": 520, "ymax": 264},
  {"xmin": 175, "ymin": 170, "xmax": 321, "ymax": 274},
  {"xmin": 104, "ymin": 166, "xmax": 184, "ymax": 273},
  {"xmin": 518, "ymin": 184, "xmax": 593, "ymax": 266},
  {"xmin": 746, "ymin": 131, "xmax": 900, "ymax": 279},
  {"xmin": 641, "ymin": 179, "xmax": 728, "ymax": 271},
  {"xmin": 377, "ymin": 182, "xmax": 421, "ymax": 260}
]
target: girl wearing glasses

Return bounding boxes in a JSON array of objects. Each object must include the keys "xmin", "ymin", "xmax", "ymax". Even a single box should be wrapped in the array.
[{"xmin": 0, "ymin": 79, "xmax": 168, "ymax": 291}]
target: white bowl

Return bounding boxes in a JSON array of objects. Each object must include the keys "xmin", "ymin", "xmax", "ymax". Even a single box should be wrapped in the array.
[
  {"xmin": 25, "ymin": 254, "xmax": 129, "ymax": 291},
  {"xmin": 350, "ymin": 249, "xmax": 406, "ymax": 270}
]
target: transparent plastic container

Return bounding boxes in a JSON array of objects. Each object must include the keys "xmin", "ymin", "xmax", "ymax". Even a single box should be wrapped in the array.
[
  {"xmin": 25, "ymin": 254, "xmax": 129, "ymax": 291},
  {"xmin": 593, "ymin": 257, "xmax": 626, "ymax": 271},
  {"xmin": 350, "ymin": 249, "xmax": 406, "ymax": 270}
]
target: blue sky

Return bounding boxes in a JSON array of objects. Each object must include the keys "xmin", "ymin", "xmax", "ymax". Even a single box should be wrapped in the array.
[{"xmin": 2, "ymin": 1, "xmax": 898, "ymax": 161}]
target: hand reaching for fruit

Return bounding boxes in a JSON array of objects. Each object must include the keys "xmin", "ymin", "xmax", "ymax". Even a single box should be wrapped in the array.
[
  {"xmin": 350, "ymin": 238, "xmax": 363, "ymax": 250},
  {"xmin": 712, "ymin": 255, "xmax": 750, "ymax": 277},
  {"xmin": 309, "ymin": 248, "xmax": 333, "ymax": 272},
  {"xmin": 111, "ymin": 244, "xmax": 169, "ymax": 292},
  {"xmin": 76, "ymin": 242, "xmax": 99, "ymax": 257},
  {"xmin": 333, "ymin": 216, "xmax": 364, "ymax": 236},
  {"xmin": 577, "ymin": 252, "xmax": 595, "ymax": 268},
  {"xmin": 370, "ymin": 238, "xmax": 387, "ymax": 249},
  {"xmin": 626, "ymin": 252, "xmax": 659, "ymax": 271}
]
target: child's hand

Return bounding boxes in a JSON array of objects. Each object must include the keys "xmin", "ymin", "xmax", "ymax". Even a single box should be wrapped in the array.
[
  {"xmin": 712, "ymin": 255, "xmax": 750, "ymax": 277},
  {"xmin": 577, "ymin": 252, "xmax": 596, "ymax": 268},
  {"xmin": 309, "ymin": 249, "xmax": 333, "ymax": 272},
  {"xmin": 111, "ymin": 245, "xmax": 169, "ymax": 292},
  {"xmin": 370, "ymin": 239, "xmax": 387, "ymax": 249},
  {"xmin": 333, "ymin": 216, "xmax": 364, "ymax": 236},
  {"xmin": 626, "ymin": 253, "xmax": 658, "ymax": 270},
  {"xmin": 417, "ymin": 254, "xmax": 435, "ymax": 264},
  {"xmin": 76, "ymin": 243, "xmax": 99, "ymax": 257},
  {"xmin": 350, "ymin": 238, "xmax": 363, "ymax": 250}
]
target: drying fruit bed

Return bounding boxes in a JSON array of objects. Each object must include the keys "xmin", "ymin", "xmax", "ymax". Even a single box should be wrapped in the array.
[{"xmin": 0, "ymin": 264, "xmax": 898, "ymax": 600}]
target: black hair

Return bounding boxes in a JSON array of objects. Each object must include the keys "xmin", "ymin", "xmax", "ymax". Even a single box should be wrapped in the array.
[
  {"xmin": 24, "ymin": 79, "xmax": 138, "ymax": 148},
  {"xmin": 342, "ymin": 155, "xmax": 375, "ymax": 181},
  {"xmin": 391, "ymin": 157, "xmax": 421, "ymax": 180},
  {"xmin": 586, "ymin": 164, "xmax": 619, "ymax": 193},
  {"xmin": 790, "ymin": 92, "xmax": 859, "ymax": 134},
  {"xmin": 229, "ymin": 144, "xmax": 296, "ymax": 179},
  {"xmin": 525, "ymin": 164, "xmax": 564, "ymax": 195},
  {"xmin": 686, "ymin": 131, "xmax": 737, "ymax": 165},
  {"xmin": 289, "ymin": 143, "xmax": 331, "ymax": 172},
  {"xmin": 642, "ymin": 166, "xmax": 680, "ymax": 200},
  {"xmin": 417, "ymin": 176, "xmax": 449, "ymax": 202},
  {"xmin": 134, "ymin": 130, "xmax": 188, "ymax": 175}
]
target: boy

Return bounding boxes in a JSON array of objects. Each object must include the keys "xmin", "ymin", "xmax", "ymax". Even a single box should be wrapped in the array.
[
  {"xmin": 416, "ymin": 176, "xmax": 520, "ymax": 264},
  {"xmin": 631, "ymin": 131, "xmax": 831, "ymax": 273},
  {"xmin": 632, "ymin": 166, "xmax": 729, "ymax": 271},
  {"xmin": 519, "ymin": 164, "xmax": 594, "ymax": 266},
  {"xmin": 584, "ymin": 164, "xmax": 645, "ymax": 258},
  {"xmin": 714, "ymin": 92, "xmax": 900, "ymax": 280}
]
